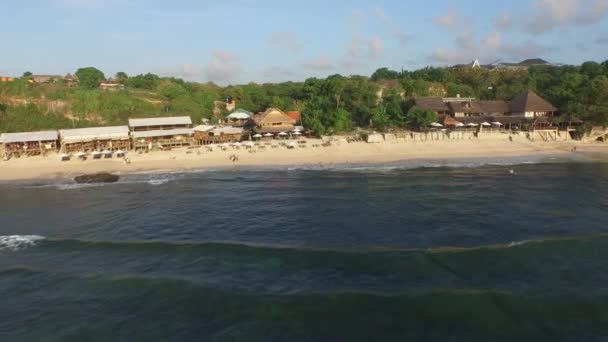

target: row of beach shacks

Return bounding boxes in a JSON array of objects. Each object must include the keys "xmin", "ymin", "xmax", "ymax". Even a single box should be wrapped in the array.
[{"xmin": 0, "ymin": 116, "xmax": 246, "ymax": 159}]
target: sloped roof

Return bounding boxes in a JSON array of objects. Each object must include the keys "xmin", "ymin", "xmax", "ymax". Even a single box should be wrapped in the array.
[
  {"xmin": 477, "ymin": 100, "xmax": 510, "ymax": 114},
  {"xmin": 510, "ymin": 90, "xmax": 557, "ymax": 113},
  {"xmin": 226, "ymin": 112, "xmax": 252, "ymax": 120},
  {"xmin": 193, "ymin": 125, "xmax": 216, "ymax": 132},
  {"xmin": 129, "ymin": 116, "xmax": 192, "ymax": 127},
  {"xmin": 131, "ymin": 128, "xmax": 194, "ymax": 139},
  {"xmin": 1, "ymin": 130, "xmax": 58, "ymax": 143},
  {"xmin": 448, "ymin": 101, "xmax": 482, "ymax": 114},
  {"xmin": 286, "ymin": 111, "xmax": 302, "ymax": 121},
  {"xmin": 439, "ymin": 115, "xmax": 462, "ymax": 126},
  {"xmin": 518, "ymin": 58, "xmax": 549, "ymax": 66},
  {"xmin": 254, "ymin": 108, "xmax": 296, "ymax": 125},
  {"xmin": 211, "ymin": 126, "xmax": 243, "ymax": 135},
  {"xmin": 59, "ymin": 126, "xmax": 130, "ymax": 143},
  {"xmin": 413, "ymin": 97, "xmax": 450, "ymax": 113}
]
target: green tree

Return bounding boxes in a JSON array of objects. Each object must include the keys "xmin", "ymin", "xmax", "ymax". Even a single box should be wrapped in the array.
[
  {"xmin": 22, "ymin": 71, "xmax": 32, "ymax": 79},
  {"xmin": 115, "ymin": 72, "xmax": 128, "ymax": 84},
  {"xmin": 370, "ymin": 105, "xmax": 391, "ymax": 130},
  {"xmin": 406, "ymin": 106, "xmax": 437, "ymax": 130},
  {"xmin": 75, "ymin": 67, "xmax": 105, "ymax": 89},
  {"xmin": 157, "ymin": 80, "xmax": 187, "ymax": 112}
]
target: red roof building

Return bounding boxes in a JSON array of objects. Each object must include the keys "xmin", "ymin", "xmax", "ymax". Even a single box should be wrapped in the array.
[{"xmin": 286, "ymin": 111, "xmax": 301, "ymax": 122}]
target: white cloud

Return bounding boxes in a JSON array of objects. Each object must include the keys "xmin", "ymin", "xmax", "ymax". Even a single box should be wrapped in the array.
[
  {"xmin": 347, "ymin": 35, "xmax": 384, "ymax": 59},
  {"xmin": 596, "ymin": 34, "xmax": 608, "ymax": 45},
  {"xmin": 526, "ymin": 0, "xmax": 608, "ymax": 33},
  {"xmin": 395, "ymin": 31, "xmax": 414, "ymax": 47},
  {"xmin": 203, "ymin": 50, "xmax": 243, "ymax": 83},
  {"xmin": 302, "ymin": 56, "xmax": 334, "ymax": 71},
  {"xmin": 436, "ymin": 11, "xmax": 457, "ymax": 26},
  {"xmin": 52, "ymin": 0, "xmax": 119, "ymax": 8},
  {"xmin": 495, "ymin": 13, "xmax": 512, "ymax": 30},
  {"xmin": 375, "ymin": 7, "xmax": 390, "ymax": 23},
  {"xmin": 269, "ymin": 31, "xmax": 302, "ymax": 52}
]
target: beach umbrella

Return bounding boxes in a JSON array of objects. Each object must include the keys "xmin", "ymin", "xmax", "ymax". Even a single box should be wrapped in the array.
[
  {"xmin": 102, "ymin": 149, "xmax": 111, "ymax": 154},
  {"xmin": 233, "ymin": 142, "xmax": 242, "ymax": 147},
  {"xmin": 481, "ymin": 122, "xmax": 491, "ymax": 126},
  {"xmin": 293, "ymin": 131, "xmax": 302, "ymax": 135},
  {"xmin": 467, "ymin": 123, "xmax": 479, "ymax": 127},
  {"xmin": 492, "ymin": 121, "xmax": 502, "ymax": 126},
  {"xmin": 253, "ymin": 134, "xmax": 262, "ymax": 138},
  {"xmin": 75, "ymin": 152, "xmax": 86, "ymax": 157},
  {"xmin": 264, "ymin": 133, "xmax": 274, "ymax": 137},
  {"xmin": 456, "ymin": 123, "xmax": 465, "ymax": 127},
  {"xmin": 430, "ymin": 122, "xmax": 443, "ymax": 127},
  {"xmin": 278, "ymin": 132, "xmax": 288, "ymax": 136},
  {"xmin": 292, "ymin": 128, "xmax": 302, "ymax": 133},
  {"xmin": 92, "ymin": 151, "xmax": 102, "ymax": 156}
]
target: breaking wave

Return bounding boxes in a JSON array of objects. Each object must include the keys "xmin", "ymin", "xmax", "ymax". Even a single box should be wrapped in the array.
[{"xmin": 0, "ymin": 235, "xmax": 46, "ymax": 251}]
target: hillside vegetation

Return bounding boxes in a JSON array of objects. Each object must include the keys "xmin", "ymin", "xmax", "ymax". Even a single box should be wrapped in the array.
[{"xmin": 1, "ymin": 61, "xmax": 607, "ymax": 134}]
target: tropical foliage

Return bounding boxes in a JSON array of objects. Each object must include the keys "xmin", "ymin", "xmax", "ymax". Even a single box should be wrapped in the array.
[{"xmin": 0, "ymin": 61, "xmax": 607, "ymax": 134}]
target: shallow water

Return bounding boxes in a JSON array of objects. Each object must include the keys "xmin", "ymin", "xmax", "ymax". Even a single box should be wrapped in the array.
[{"xmin": 1, "ymin": 161, "xmax": 608, "ymax": 341}]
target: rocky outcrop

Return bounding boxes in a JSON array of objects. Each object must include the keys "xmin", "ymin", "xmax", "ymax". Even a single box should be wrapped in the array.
[{"xmin": 74, "ymin": 172, "xmax": 119, "ymax": 184}]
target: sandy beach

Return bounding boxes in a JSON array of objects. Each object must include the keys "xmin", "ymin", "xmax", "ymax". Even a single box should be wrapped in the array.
[{"xmin": 0, "ymin": 133, "xmax": 606, "ymax": 182}]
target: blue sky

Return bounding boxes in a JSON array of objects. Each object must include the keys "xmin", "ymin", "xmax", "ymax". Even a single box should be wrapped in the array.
[{"xmin": 1, "ymin": 0, "xmax": 607, "ymax": 84}]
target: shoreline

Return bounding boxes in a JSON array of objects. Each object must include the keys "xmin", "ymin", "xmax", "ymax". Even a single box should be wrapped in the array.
[{"xmin": 1, "ymin": 136, "xmax": 606, "ymax": 183}]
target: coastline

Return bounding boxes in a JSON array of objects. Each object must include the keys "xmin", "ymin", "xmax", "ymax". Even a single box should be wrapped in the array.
[{"xmin": 0, "ymin": 135, "xmax": 606, "ymax": 183}]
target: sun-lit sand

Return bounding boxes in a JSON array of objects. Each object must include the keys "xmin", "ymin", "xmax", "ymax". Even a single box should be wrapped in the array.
[{"xmin": 0, "ymin": 133, "xmax": 605, "ymax": 182}]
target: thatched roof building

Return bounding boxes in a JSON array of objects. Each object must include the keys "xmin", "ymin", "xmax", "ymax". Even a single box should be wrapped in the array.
[
  {"xmin": 510, "ymin": 90, "xmax": 557, "ymax": 117},
  {"xmin": 477, "ymin": 100, "xmax": 511, "ymax": 115},
  {"xmin": 448, "ymin": 101, "xmax": 482, "ymax": 117},
  {"xmin": 253, "ymin": 108, "xmax": 296, "ymax": 133},
  {"xmin": 413, "ymin": 97, "xmax": 450, "ymax": 115}
]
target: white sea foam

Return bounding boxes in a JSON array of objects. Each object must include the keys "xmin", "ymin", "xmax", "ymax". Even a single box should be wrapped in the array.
[
  {"xmin": 507, "ymin": 240, "xmax": 531, "ymax": 248},
  {"xmin": 0, "ymin": 235, "xmax": 45, "ymax": 251}
]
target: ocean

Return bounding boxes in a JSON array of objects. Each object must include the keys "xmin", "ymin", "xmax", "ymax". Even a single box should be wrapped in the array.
[{"xmin": 1, "ymin": 160, "xmax": 608, "ymax": 341}]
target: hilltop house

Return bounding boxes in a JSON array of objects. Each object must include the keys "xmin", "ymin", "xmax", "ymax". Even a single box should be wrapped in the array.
[{"xmin": 452, "ymin": 58, "xmax": 554, "ymax": 70}]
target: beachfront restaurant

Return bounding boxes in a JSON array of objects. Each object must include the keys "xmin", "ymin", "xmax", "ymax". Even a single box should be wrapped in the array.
[
  {"xmin": 225, "ymin": 109, "xmax": 253, "ymax": 127},
  {"xmin": 59, "ymin": 126, "xmax": 131, "ymax": 153},
  {"xmin": 131, "ymin": 128, "xmax": 194, "ymax": 150},
  {"xmin": 0, "ymin": 130, "xmax": 59, "ymax": 159},
  {"xmin": 252, "ymin": 108, "xmax": 296, "ymax": 136},
  {"xmin": 193, "ymin": 125, "xmax": 243, "ymax": 145},
  {"xmin": 128, "ymin": 116, "xmax": 193, "ymax": 132}
]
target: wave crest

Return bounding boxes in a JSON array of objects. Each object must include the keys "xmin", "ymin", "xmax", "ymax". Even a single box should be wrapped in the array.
[{"xmin": 0, "ymin": 235, "xmax": 46, "ymax": 251}]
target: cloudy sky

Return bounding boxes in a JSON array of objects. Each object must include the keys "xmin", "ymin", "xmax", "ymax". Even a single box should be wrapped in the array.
[{"xmin": 1, "ymin": 0, "xmax": 607, "ymax": 84}]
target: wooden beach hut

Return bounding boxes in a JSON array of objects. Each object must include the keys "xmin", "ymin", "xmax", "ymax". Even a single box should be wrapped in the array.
[
  {"xmin": 193, "ymin": 125, "xmax": 243, "ymax": 145},
  {"xmin": 225, "ymin": 109, "xmax": 253, "ymax": 127},
  {"xmin": 128, "ymin": 116, "xmax": 193, "ymax": 132},
  {"xmin": 59, "ymin": 126, "xmax": 130, "ymax": 153},
  {"xmin": 0, "ymin": 131, "xmax": 58, "ymax": 159},
  {"xmin": 129, "ymin": 116, "xmax": 194, "ymax": 150},
  {"xmin": 131, "ymin": 128, "xmax": 194, "ymax": 150},
  {"xmin": 252, "ymin": 108, "xmax": 296, "ymax": 135},
  {"xmin": 193, "ymin": 125, "xmax": 216, "ymax": 145}
]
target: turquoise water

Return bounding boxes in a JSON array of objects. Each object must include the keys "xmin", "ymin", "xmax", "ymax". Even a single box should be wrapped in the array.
[{"xmin": 1, "ymin": 162, "xmax": 608, "ymax": 341}]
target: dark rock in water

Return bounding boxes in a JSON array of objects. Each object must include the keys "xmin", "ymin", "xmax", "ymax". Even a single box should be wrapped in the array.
[{"xmin": 74, "ymin": 172, "xmax": 120, "ymax": 184}]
